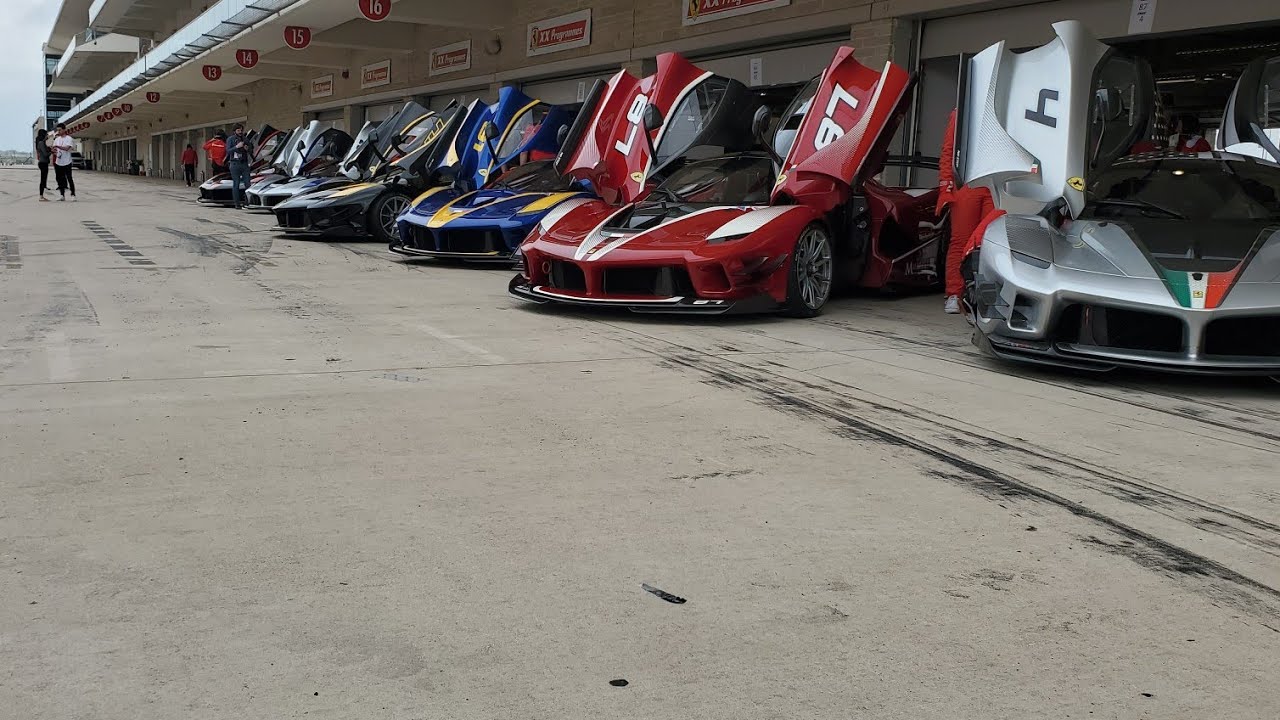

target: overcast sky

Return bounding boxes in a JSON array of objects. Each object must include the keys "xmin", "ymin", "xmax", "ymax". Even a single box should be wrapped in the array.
[{"xmin": 3, "ymin": 0, "xmax": 61, "ymax": 150}]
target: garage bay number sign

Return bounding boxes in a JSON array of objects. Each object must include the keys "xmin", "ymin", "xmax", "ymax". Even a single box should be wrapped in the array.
[
  {"xmin": 527, "ymin": 9, "xmax": 591, "ymax": 57},
  {"xmin": 683, "ymin": 0, "xmax": 790, "ymax": 25}
]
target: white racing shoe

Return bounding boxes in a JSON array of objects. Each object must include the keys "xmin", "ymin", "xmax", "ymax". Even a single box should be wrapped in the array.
[{"xmin": 943, "ymin": 295, "xmax": 961, "ymax": 314}]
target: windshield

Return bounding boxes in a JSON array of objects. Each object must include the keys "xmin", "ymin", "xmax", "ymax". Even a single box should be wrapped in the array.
[
  {"xmin": 651, "ymin": 154, "xmax": 774, "ymax": 205},
  {"xmin": 653, "ymin": 77, "xmax": 731, "ymax": 169},
  {"xmin": 774, "ymin": 77, "xmax": 819, "ymax": 161},
  {"xmin": 491, "ymin": 160, "xmax": 575, "ymax": 192},
  {"xmin": 1083, "ymin": 157, "xmax": 1280, "ymax": 221},
  {"xmin": 497, "ymin": 104, "xmax": 553, "ymax": 160}
]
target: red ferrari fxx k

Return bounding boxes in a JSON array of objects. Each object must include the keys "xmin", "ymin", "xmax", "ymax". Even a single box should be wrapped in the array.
[{"xmin": 509, "ymin": 49, "xmax": 946, "ymax": 316}]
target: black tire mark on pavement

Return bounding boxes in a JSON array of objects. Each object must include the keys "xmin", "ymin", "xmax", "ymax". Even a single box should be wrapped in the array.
[
  {"xmin": 812, "ymin": 317, "xmax": 1280, "ymax": 446},
  {"xmin": 1, "ymin": 236, "xmax": 20, "ymax": 269},
  {"xmin": 80, "ymin": 221, "xmax": 154, "ymax": 266},
  {"xmin": 156, "ymin": 226, "xmax": 274, "ymax": 274},
  {"xmin": 599, "ymin": 323, "xmax": 1280, "ymax": 621},
  {"xmin": 669, "ymin": 350, "xmax": 1280, "ymax": 619},
  {"xmin": 194, "ymin": 216, "xmax": 252, "ymax": 233}
]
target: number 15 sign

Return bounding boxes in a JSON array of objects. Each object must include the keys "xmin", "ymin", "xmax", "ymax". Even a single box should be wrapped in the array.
[{"xmin": 284, "ymin": 26, "xmax": 312, "ymax": 49}]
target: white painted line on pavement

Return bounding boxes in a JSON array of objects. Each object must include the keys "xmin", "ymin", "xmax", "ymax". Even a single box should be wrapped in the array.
[
  {"xmin": 46, "ymin": 331, "xmax": 76, "ymax": 382},
  {"xmin": 417, "ymin": 323, "xmax": 505, "ymax": 364}
]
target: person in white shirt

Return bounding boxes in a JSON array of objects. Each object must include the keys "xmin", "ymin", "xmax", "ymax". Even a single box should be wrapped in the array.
[{"xmin": 49, "ymin": 123, "xmax": 77, "ymax": 201}]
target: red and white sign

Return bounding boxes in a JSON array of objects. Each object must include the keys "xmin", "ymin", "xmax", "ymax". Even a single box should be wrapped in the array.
[
  {"xmin": 202, "ymin": 64, "xmax": 223, "ymax": 81},
  {"xmin": 361, "ymin": 59, "xmax": 392, "ymax": 89},
  {"xmin": 311, "ymin": 74, "xmax": 334, "ymax": 99},
  {"xmin": 429, "ymin": 40, "xmax": 471, "ymax": 76},
  {"xmin": 284, "ymin": 26, "xmax": 312, "ymax": 50},
  {"xmin": 236, "ymin": 49, "xmax": 260, "ymax": 69},
  {"xmin": 526, "ymin": 9, "xmax": 591, "ymax": 57},
  {"xmin": 682, "ymin": 0, "xmax": 789, "ymax": 26},
  {"xmin": 146, "ymin": 91, "xmax": 160, "ymax": 103},
  {"xmin": 121, "ymin": 103, "xmax": 133, "ymax": 113},
  {"xmin": 358, "ymin": 0, "xmax": 391, "ymax": 21},
  {"xmin": 111, "ymin": 107, "xmax": 123, "ymax": 117},
  {"xmin": 97, "ymin": 114, "xmax": 105, "ymax": 122}
]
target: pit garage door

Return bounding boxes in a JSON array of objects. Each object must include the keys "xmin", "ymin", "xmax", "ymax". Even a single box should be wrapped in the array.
[
  {"xmin": 312, "ymin": 109, "xmax": 345, "ymax": 133},
  {"xmin": 428, "ymin": 90, "xmax": 489, "ymax": 112},
  {"xmin": 363, "ymin": 102, "xmax": 402, "ymax": 125},
  {"xmin": 693, "ymin": 38, "xmax": 848, "ymax": 87},
  {"xmin": 521, "ymin": 72, "xmax": 616, "ymax": 105}
]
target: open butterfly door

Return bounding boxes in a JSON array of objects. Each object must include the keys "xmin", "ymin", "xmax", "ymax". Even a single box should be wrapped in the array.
[
  {"xmin": 1221, "ymin": 56, "xmax": 1280, "ymax": 163},
  {"xmin": 955, "ymin": 21, "xmax": 1122, "ymax": 218},
  {"xmin": 556, "ymin": 53, "xmax": 753, "ymax": 205},
  {"xmin": 771, "ymin": 47, "xmax": 913, "ymax": 210}
]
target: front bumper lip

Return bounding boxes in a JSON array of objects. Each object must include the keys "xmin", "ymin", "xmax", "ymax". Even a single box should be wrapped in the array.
[
  {"xmin": 980, "ymin": 333, "xmax": 1280, "ymax": 376},
  {"xmin": 508, "ymin": 277, "xmax": 777, "ymax": 315},
  {"xmin": 389, "ymin": 244, "xmax": 513, "ymax": 261}
]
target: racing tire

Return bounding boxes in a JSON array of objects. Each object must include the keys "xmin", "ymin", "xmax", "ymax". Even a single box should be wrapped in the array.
[
  {"xmin": 782, "ymin": 224, "xmax": 835, "ymax": 318},
  {"xmin": 368, "ymin": 191, "xmax": 413, "ymax": 245}
]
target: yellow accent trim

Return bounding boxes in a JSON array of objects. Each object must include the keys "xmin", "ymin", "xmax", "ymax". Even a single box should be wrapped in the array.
[
  {"xmin": 483, "ymin": 100, "xmax": 541, "ymax": 175},
  {"xmin": 516, "ymin": 192, "xmax": 581, "ymax": 215},
  {"xmin": 411, "ymin": 186, "xmax": 449, "ymax": 206},
  {"xmin": 426, "ymin": 191, "xmax": 545, "ymax": 229},
  {"xmin": 630, "ymin": 171, "xmax": 645, "ymax": 184},
  {"xmin": 327, "ymin": 183, "xmax": 377, "ymax": 198},
  {"xmin": 1067, "ymin": 176, "xmax": 1086, "ymax": 191}
]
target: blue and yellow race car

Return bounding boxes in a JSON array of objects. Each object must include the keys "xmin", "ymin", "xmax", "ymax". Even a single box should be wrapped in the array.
[{"xmin": 391, "ymin": 86, "xmax": 588, "ymax": 262}]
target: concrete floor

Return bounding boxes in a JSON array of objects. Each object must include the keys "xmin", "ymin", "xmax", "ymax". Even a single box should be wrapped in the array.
[{"xmin": 1, "ymin": 168, "xmax": 1277, "ymax": 719}]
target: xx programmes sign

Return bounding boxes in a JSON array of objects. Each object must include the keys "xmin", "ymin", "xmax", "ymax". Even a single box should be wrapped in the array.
[
  {"xmin": 361, "ymin": 59, "xmax": 392, "ymax": 89},
  {"xmin": 683, "ymin": 0, "xmax": 790, "ymax": 26},
  {"xmin": 311, "ymin": 74, "xmax": 334, "ymax": 99},
  {"xmin": 429, "ymin": 40, "xmax": 471, "ymax": 76},
  {"xmin": 527, "ymin": 9, "xmax": 591, "ymax": 57}
]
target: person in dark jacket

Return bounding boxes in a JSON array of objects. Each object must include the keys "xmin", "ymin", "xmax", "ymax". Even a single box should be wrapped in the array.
[
  {"xmin": 35, "ymin": 129, "xmax": 51, "ymax": 202},
  {"xmin": 181, "ymin": 144, "xmax": 198, "ymax": 186},
  {"xmin": 225, "ymin": 124, "xmax": 254, "ymax": 209}
]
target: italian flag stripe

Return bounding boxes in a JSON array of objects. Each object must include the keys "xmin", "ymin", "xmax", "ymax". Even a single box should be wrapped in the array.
[
  {"xmin": 1160, "ymin": 268, "xmax": 1242, "ymax": 309},
  {"xmin": 1162, "ymin": 269, "xmax": 1193, "ymax": 308}
]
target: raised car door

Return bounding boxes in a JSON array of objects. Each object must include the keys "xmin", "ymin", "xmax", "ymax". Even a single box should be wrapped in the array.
[
  {"xmin": 1221, "ymin": 56, "xmax": 1280, "ymax": 163},
  {"xmin": 557, "ymin": 53, "xmax": 752, "ymax": 205},
  {"xmin": 955, "ymin": 21, "xmax": 1155, "ymax": 219},
  {"xmin": 770, "ymin": 47, "xmax": 914, "ymax": 210}
]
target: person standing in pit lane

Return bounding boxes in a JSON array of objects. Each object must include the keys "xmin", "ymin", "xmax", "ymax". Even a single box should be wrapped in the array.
[
  {"xmin": 204, "ymin": 129, "xmax": 228, "ymax": 175},
  {"xmin": 35, "ymin": 129, "xmax": 51, "ymax": 202},
  {"xmin": 937, "ymin": 109, "xmax": 994, "ymax": 314},
  {"xmin": 49, "ymin": 123, "xmax": 77, "ymax": 202},
  {"xmin": 182, "ymin": 144, "xmax": 198, "ymax": 187},
  {"xmin": 225, "ymin": 124, "xmax": 254, "ymax": 210},
  {"xmin": 1168, "ymin": 113, "xmax": 1213, "ymax": 153}
]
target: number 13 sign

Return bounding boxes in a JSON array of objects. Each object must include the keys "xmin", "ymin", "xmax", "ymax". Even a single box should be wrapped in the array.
[
  {"xmin": 284, "ymin": 26, "xmax": 312, "ymax": 49},
  {"xmin": 359, "ymin": 0, "xmax": 391, "ymax": 21}
]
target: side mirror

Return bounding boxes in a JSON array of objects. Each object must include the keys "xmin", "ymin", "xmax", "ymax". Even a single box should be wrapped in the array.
[
  {"xmin": 556, "ymin": 124, "xmax": 569, "ymax": 146},
  {"xmin": 1094, "ymin": 88, "xmax": 1125, "ymax": 123},
  {"xmin": 296, "ymin": 140, "xmax": 305, "ymax": 152},
  {"xmin": 642, "ymin": 103, "xmax": 664, "ymax": 132},
  {"xmin": 482, "ymin": 120, "xmax": 501, "ymax": 156},
  {"xmin": 751, "ymin": 106, "xmax": 772, "ymax": 142}
]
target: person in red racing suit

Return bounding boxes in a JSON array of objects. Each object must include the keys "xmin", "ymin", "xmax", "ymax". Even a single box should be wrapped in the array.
[{"xmin": 938, "ymin": 110, "xmax": 995, "ymax": 314}]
